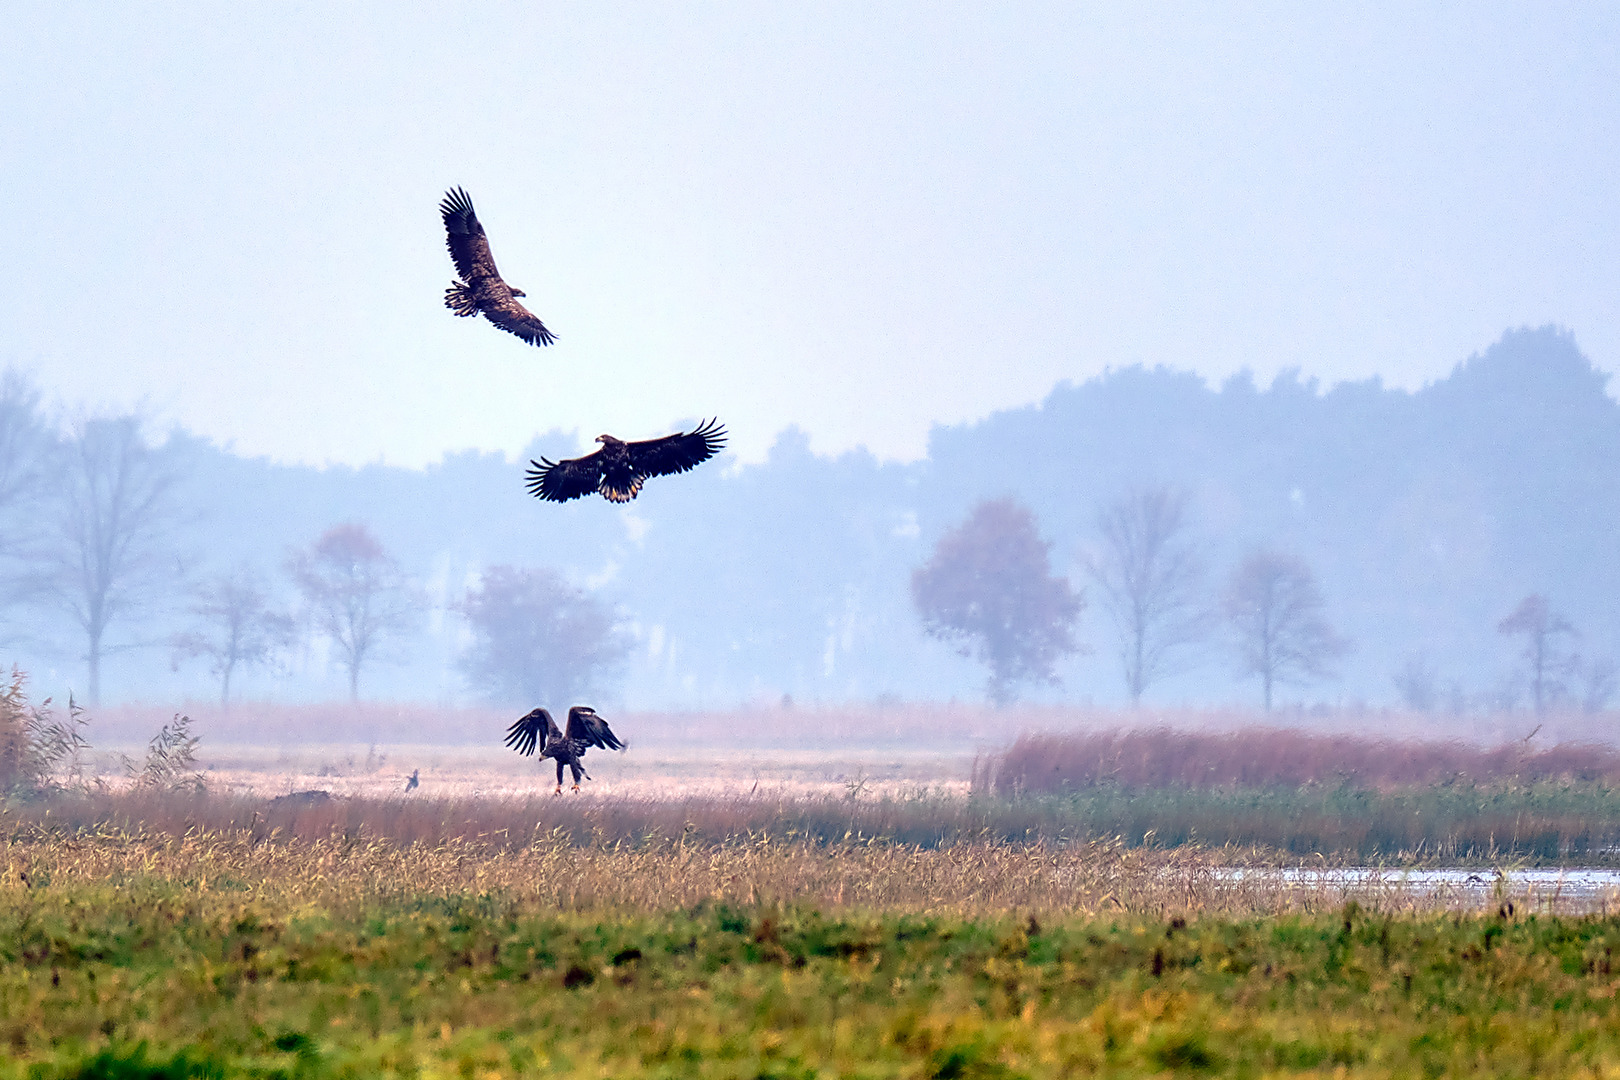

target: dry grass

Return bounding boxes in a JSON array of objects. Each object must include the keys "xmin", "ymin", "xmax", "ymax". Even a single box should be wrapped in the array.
[
  {"xmin": 5, "ymin": 784, "xmax": 1620, "ymax": 915},
  {"xmin": 1, "ymin": 820, "xmax": 1603, "ymax": 919},
  {"xmin": 12, "ymin": 786, "xmax": 1041, "ymax": 852}
]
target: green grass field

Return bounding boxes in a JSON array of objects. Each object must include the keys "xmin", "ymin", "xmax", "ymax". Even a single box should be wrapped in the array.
[
  {"xmin": 9, "ymin": 881, "xmax": 1620, "ymax": 1078},
  {"xmin": 2, "ymin": 824, "xmax": 1620, "ymax": 1078}
]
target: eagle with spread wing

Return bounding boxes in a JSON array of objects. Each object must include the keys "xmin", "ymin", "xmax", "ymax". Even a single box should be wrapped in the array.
[
  {"xmin": 526, "ymin": 419, "xmax": 726, "ymax": 503},
  {"xmin": 504, "ymin": 705, "xmax": 625, "ymax": 793},
  {"xmin": 439, "ymin": 187, "xmax": 556, "ymax": 346}
]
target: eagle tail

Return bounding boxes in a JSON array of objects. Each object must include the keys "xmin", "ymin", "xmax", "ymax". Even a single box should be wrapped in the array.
[
  {"xmin": 599, "ymin": 476, "xmax": 645, "ymax": 503},
  {"xmin": 445, "ymin": 281, "xmax": 479, "ymax": 317}
]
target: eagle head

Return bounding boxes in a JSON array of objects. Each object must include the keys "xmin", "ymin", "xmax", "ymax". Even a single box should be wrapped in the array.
[
  {"xmin": 509, "ymin": 286, "xmax": 527, "ymax": 297},
  {"xmin": 596, "ymin": 435, "xmax": 625, "ymax": 447}
]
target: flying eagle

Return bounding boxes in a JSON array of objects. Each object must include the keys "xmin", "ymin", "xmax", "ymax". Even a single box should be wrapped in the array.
[
  {"xmin": 439, "ymin": 187, "xmax": 556, "ymax": 346},
  {"xmin": 526, "ymin": 419, "xmax": 726, "ymax": 503},
  {"xmin": 504, "ymin": 705, "xmax": 625, "ymax": 793}
]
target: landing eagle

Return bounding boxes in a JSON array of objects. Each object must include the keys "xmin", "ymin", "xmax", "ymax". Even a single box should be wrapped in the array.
[
  {"xmin": 526, "ymin": 419, "xmax": 726, "ymax": 503},
  {"xmin": 439, "ymin": 187, "xmax": 556, "ymax": 346},
  {"xmin": 504, "ymin": 705, "xmax": 624, "ymax": 793}
]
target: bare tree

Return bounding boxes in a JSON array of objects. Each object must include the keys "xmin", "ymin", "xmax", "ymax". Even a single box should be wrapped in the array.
[
  {"xmin": 40, "ymin": 415, "xmax": 184, "ymax": 704},
  {"xmin": 0, "ymin": 372, "xmax": 52, "ymax": 559},
  {"xmin": 1497, "ymin": 594, "xmax": 1579, "ymax": 715},
  {"xmin": 1084, "ymin": 486, "xmax": 1207, "ymax": 705},
  {"xmin": 1583, "ymin": 657, "xmax": 1618, "ymax": 714},
  {"xmin": 912, "ymin": 498, "xmax": 1085, "ymax": 705},
  {"xmin": 0, "ymin": 373, "xmax": 55, "ymax": 635},
  {"xmin": 459, "ymin": 565, "xmax": 631, "ymax": 705},
  {"xmin": 1392, "ymin": 653, "xmax": 1439, "ymax": 711},
  {"xmin": 172, "ymin": 566, "xmax": 295, "ymax": 707},
  {"xmin": 288, "ymin": 524, "xmax": 419, "ymax": 701},
  {"xmin": 1223, "ymin": 549, "xmax": 1349, "ymax": 710}
]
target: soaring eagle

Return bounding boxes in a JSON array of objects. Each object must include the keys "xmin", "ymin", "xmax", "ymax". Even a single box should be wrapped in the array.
[
  {"xmin": 526, "ymin": 419, "xmax": 726, "ymax": 503},
  {"xmin": 439, "ymin": 187, "xmax": 556, "ymax": 346},
  {"xmin": 504, "ymin": 705, "xmax": 625, "ymax": 793}
]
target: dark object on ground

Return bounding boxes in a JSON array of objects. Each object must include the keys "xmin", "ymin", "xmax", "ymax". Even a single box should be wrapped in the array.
[
  {"xmin": 504, "ymin": 705, "xmax": 625, "ymax": 792},
  {"xmin": 439, "ymin": 187, "xmax": 556, "ymax": 346},
  {"xmin": 526, "ymin": 419, "xmax": 726, "ymax": 503},
  {"xmin": 404, "ymin": 769, "xmax": 419, "ymax": 792},
  {"xmin": 269, "ymin": 790, "xmax": 332, "ymax": 808}
]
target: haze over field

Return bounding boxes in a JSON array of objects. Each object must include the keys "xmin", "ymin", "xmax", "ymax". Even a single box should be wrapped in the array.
[{"xmin": 1, "ymin": 8, "xmax": 1617, "ymax": 727}]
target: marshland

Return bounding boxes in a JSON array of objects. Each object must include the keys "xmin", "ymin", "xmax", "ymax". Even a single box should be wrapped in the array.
[{"xmin": 3, "ymin": 693, "xmax": 1620, "ymax": 1076}]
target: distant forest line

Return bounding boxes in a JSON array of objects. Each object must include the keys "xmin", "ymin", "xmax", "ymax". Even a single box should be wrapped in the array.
[{"xmin": 2, "ymin": 324, "xmax": 1616, "ymax": 718}]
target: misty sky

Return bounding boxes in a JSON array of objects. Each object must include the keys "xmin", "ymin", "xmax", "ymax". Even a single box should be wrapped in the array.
[{"xmin": 3, "ymin": 4, "xmax": 1616, "ymax": 467}]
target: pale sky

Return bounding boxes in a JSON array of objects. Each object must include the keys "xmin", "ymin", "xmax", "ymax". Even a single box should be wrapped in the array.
[{"xmin": 3, "ymin": 4, "xmax": 1616, "ymax": 466}]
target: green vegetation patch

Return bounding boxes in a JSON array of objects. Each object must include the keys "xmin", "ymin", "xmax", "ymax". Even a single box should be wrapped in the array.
[
  {"xmin": 25, "ymin": 777, "xmax": 1620, "ymax": 862},
  {"xmin": 1023, "ymin": 779, "xmax": 1620, "ymax": 860},
  {"xmin": 3, "ymin": 879, "xmax": 1620, "ymax": 1077}
]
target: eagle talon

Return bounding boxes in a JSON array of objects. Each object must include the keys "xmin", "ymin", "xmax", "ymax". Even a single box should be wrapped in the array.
[
  {"xmin": 571, "ymin": 783, "xmax": 581, "ymax": 792},
  {"xmin": 552, "ymin": 785, "xmax": 562, "ymax": 796}
]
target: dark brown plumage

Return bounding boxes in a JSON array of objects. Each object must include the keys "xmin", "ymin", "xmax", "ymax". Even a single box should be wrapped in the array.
[
  {"xmin": 504, "ymin": 705, "xmax": 625, "ymax": 792},
  {"xmin": 439, "ymin": 187, "xmax": 556, "ymax": 346},
  {"xmin": 526, "ymin": 419, "xmax": 726, "ymax": 503}
]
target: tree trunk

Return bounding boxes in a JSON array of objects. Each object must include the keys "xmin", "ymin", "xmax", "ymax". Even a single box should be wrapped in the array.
[
  {"xmin": 86, "ymin": 624, "xmax": 103, "ymax": 706},
  {"xmin": 1531, "ymin": 631, "xmax": 1546, "ymax": 715},
  {"xmin": 1129, "ymin": 629, "xmax": 1145, "ymax": 706}
]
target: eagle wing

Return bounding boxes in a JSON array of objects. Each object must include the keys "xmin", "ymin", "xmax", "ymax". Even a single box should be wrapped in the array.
[
  {"xmin": 566, "ymin": 706, "xmax": 625, "ymax": 751},
  {"xmin": 481, "ymin": 296, "xmax": 557, "ymax": 347},
  {"xmin": 441, "ymin": 188, "xmax": 557, "ymax": 347},
  {"xmin": 526, "ymin": 449, "xmax": 604, "ymax": 502},
  {"xmin": 504, "ymin": 707, "xmax": 554, "ymax": 757},
  {"xmin": 625, "ymin": 419, "xmax": 727, "ymax": 480},
  {"xmin": 440, "ymin": 187, "xmax": 501, "ymax": 284}
]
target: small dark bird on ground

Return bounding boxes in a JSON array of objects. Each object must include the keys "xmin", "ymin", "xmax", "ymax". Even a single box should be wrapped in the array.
[
  {"xmin": 526, "ymin": 419, "xmax": 726, "ymax": 503},
  {"xmin": 404, "ymin": 769, "xmax": 419, "ymax": 792},
  {"xmin": 439, "ymin": 187, "xmax": 556, "ymax": 346},
  {"xmin": 504, "ymin": 705, "xmax": 625, "ymax": 793}
]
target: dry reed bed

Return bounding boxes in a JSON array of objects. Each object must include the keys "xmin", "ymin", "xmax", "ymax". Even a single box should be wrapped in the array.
[
  {"xmin": 0, "ymin": 826, "xmax": 1570, "ymax": 918},
  {"xmin": 12, "ymin": 788, "xmax": 1048, "ymax": 850},
  {"xmin": 984, "ymin": 728, "xmax": 1620, "ymax": 793}
]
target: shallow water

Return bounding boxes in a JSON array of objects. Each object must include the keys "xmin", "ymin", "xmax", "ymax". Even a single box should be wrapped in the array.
[{"xmin": 1215, "ymin": 866, "xmax": 1620, "ymax": 913}]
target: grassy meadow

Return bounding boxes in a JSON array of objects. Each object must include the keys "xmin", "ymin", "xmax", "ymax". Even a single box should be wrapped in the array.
[
  {"xmin": 8, "ymin": 706, "xmax": 1620, "ymax": 1075},
  {"xmin": 0, "ymin": 823, "xmax": 1619, "ymax": 1077}
]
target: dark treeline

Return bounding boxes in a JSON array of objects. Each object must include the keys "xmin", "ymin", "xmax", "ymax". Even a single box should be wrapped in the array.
[{"xmin": 2, "ymin": 325, "xmax": 1616, "ymax": 714}]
